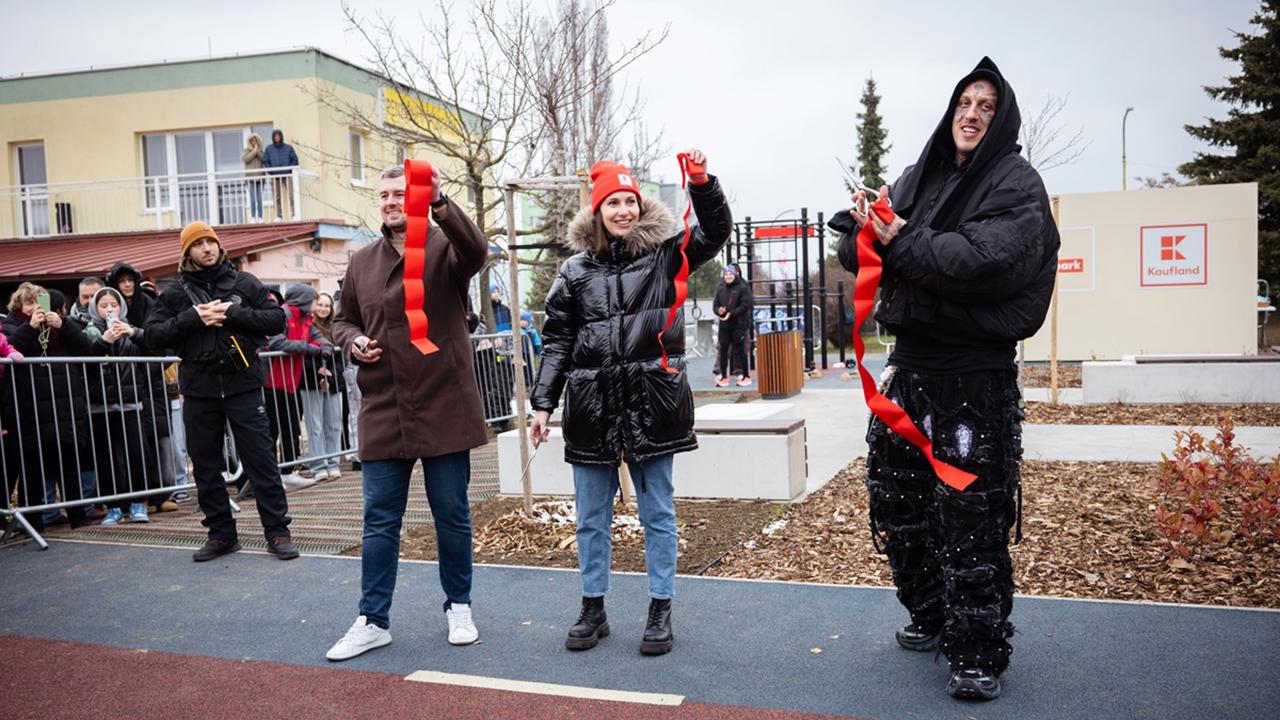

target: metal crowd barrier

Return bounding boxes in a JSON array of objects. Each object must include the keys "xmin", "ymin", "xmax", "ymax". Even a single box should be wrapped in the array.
[{"xmin": 2, "ymin": 331, "xmax": 542, "ymax": 549}]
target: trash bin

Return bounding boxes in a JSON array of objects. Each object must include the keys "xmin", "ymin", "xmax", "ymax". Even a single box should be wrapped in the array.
[{"xmin": 757, "ymin": 329, "xmax": 803, "ymax": 399}]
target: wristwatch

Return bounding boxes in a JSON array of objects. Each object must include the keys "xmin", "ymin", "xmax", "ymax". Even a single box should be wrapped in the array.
[{"xmin": 431, "ymin": 193, "xmax": 449, "ymax": 211}]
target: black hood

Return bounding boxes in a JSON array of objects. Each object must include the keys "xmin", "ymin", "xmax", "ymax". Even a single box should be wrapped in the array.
[
  {"xmin": 895, "ymin": 56, "xmax": 1022, "ymax": 232},
  {"xmin": 271, "ymin": 130, "xmax": 285, "ymax": 145},
  {"xmin": 107, "ymin": 261, "xmax": 143, "ymax": 290}
]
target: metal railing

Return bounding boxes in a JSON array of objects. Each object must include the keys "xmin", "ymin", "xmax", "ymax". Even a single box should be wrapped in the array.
[
  {"xmin": 0, "ymin": 167, "xmax": 319, "ymax": 238},
  {"xmin": 1, "ymin": 330, "xmax": 540, "ymax": 548}
]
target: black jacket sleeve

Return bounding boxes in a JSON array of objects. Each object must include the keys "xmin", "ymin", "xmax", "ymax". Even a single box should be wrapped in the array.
[
  {"xmin": 884, "ymin": 183, "xmax": 1051, "ymax": 303},
  {"xmin": 682, "ymin": 176, "xmax": 734, "ymax": 273},
  {"xmin": 223, "ymin": 275, "xmax": 287, "ymax": 337},
  {"xmin": 145, "ymin": 287, "xmax": 205, "ymax": 351},
  {"xmin": 530, "ymin": 268, "xmax": 576, "ymax": 413},
  {"xmin": 58, "ymin": 316, "xmax": 94, "ymax": 357}
]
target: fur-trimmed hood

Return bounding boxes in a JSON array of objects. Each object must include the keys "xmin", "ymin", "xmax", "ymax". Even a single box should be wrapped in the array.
[{"xmin": 565, "ymin": 196, "xmax": 676, "ymax": 257}]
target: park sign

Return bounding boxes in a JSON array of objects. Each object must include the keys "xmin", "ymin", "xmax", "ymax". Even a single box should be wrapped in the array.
[{"xmin": 1140, "ymin": 224, "xmax": 1208, "ymax": 287}]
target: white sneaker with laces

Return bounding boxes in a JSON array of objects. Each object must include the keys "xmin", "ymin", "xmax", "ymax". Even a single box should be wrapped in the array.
[
  {"xmin": 446, "ymin": 603, "xmax": 479, "ymax": 646},
  {"xmin": 281, "ymin": 472, "xmax": 316, "ymax": 491},
  {"xmin": 326, "ymin": 616, "xmax": 391, "ymax": 661}
]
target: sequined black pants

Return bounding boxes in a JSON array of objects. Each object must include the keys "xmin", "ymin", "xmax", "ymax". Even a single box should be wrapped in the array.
[{"xmin": 865, "ymin": 367, "xmax": 1023, "ymax": 673}]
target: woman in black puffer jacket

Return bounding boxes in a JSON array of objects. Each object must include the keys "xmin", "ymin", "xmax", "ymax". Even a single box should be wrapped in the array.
[{"xmin": 529, "ymin": 150, "xmax": 732, "ymax": 656}]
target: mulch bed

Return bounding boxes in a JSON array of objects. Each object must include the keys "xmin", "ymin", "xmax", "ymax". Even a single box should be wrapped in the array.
[
  {"xmin": 394, "ymin": 459, "xmax": 1280, "ymax": 610},
  {"xmin": 1023, "ymin": 363, "xmax": 1082, "ymax": 388},
  {"xmin": 708, "ymin": 459, "xmax": 1280, "ymax": 609},
  {"xmin": 399, "ymin": 496, "xmax": 785, "ymax": 575},
  {"xmin": 1025, "ymin": 402, "xmax": 1280, "ymax": 426}
]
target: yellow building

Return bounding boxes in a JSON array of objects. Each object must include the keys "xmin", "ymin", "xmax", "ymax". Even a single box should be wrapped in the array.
[{"xmin": 0, "ymin": 47, "xmax": 482, "ymax": 296}]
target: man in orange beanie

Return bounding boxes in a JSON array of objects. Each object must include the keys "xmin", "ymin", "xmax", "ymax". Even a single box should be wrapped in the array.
[{"xmin": 146, "ymin": 221, "xmax": 300, "ymax": 562}]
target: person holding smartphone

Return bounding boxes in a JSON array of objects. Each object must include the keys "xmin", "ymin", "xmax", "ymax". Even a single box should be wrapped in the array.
[{"xmin": 2, "ymin": 282, "xmax": 95, "ymax": 534}]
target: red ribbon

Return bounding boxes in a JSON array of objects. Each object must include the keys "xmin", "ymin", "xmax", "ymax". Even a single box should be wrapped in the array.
[
  {"xmin": 403, "ymin": 159, "xmax": 439, "ymax": 355},
  {"xmin": 851, "ymin": 197, "xmax": 977, "ymax": 492},
  {"xmin": 657, "ymin": 153, "xmax": 703, "ymax": 373}
]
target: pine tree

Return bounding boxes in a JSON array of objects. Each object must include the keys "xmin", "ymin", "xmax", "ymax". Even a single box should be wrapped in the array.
[
  {"xmin": 1178, "ymin": 0, "xmax": 1280, "ymax": 289},
  {"xmin": 848, "ymin": 77, "xmax": 891, "ymax": 192}
]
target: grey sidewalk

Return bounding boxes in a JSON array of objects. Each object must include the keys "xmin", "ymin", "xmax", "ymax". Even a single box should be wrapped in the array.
[{"xmin": 1, "ymin": 541, "xmax": 1276, "ymax": 720}]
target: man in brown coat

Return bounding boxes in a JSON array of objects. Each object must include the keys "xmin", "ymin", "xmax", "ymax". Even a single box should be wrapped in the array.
[{"xmin": 325, "ymin": 165, "xmax": 489, "ymax": 661}]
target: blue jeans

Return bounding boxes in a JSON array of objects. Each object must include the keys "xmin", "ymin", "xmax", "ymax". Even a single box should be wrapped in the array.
[
  {"xmin": 359, "ymin": 452, "xmax": 473, "ymax": 629},
  {"xmin": 573, "ymin": 455, "xmax": 677, "ymax": 600}
]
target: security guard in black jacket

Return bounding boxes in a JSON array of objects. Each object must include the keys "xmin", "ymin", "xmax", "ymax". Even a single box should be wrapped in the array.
[
  {"xmin": 834, "ymin": 57, "xmax": 1059, "ymax": 702},
  {"xmin": 146, "ymin": 222, "xmax": 300, "ymax": 562}
]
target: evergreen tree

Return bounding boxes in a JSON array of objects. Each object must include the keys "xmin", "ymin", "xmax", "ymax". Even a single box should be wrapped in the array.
[
  {"xmin": 848, "ymin": 77, "xmax": 891, "ymax": 192},
  {"xmin": 1179, "ymin": 0, "xmax": 1280, "ymax": 289}
]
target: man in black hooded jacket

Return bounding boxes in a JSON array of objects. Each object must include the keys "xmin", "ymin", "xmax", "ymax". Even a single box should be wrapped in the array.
[
  {"xmin": 146, "ymin": 221, "xmax": 300, "ymax": 562},
  {"xmin": 834, "ymin": 57, "xmax": 1059, "ymax": 701}
]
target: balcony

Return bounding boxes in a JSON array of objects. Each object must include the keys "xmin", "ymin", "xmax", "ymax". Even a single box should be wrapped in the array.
[{"xmin": 0, "ymin": 167, "xmax": 320, "ymax": 239}]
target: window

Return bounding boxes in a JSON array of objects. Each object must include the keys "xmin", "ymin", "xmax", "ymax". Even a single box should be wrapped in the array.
[
  {"xmin": 15, "ymin": 143, "xmax": 48, "ymax": 235},
  {"xmin": 141, "ymin": 134, "xmax": 170, "ymax": 208},
  {"xmin": 139, "ymin": 124, "xmax": 276, "ymax": 223},
  {"xmin": 349, "ymin": 132, "xmax": 364, "ymax": 183}
]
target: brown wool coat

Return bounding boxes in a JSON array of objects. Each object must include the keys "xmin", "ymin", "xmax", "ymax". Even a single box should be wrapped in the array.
[{"xmin": 332, "ymin": 198, "xmax": 489, "ymax": 461}]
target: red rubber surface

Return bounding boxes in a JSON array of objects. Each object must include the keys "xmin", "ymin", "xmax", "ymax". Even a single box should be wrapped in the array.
[{"xmin": 1, "ymin": 635, "xmax": 863, "ymax": 720}]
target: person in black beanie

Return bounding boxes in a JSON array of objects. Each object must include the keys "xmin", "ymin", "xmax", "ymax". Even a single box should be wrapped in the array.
[
  {"xmin": 833, "ymin": 57, "xmax": 1059, "ymax": 702},
  {"xmin": 146, "ymin": 221, "xmax": 300, "ymax": 562},
  {"xmin": 713, "ymin": 264, "xmax": 752, "ymax": 387}
]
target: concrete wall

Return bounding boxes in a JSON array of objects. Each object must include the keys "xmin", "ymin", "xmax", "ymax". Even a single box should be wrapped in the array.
[{"xmin": 1025, "ymin": 183, "xmax": 1258, "ymax": 361}]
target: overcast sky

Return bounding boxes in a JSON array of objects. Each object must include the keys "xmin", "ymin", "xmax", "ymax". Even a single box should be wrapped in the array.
[{"xmin": 2, "ymin": 0, "xmax": 1263, "ymax": 220}]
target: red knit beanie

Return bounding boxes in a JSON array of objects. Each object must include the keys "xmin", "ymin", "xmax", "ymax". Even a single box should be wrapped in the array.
[{"xmin": 589, "ymin": 160, "xmax": 641, "ymax": 214}]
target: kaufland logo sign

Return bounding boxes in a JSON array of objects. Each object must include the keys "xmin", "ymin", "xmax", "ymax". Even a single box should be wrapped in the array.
[{"xmin": 1140, "ymin": 224, "xmax": 1208, "ymax": 287}]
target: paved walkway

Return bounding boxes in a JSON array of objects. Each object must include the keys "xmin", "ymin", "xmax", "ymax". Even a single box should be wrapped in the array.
[{"xmin": 1, "ymin": 541, "xmax": 1275, "ymax": 720}]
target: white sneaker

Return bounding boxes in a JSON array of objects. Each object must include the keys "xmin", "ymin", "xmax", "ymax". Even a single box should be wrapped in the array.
[
  {"xmin": 326, "ymin": 616, "xmax": 392, "ymax": 661},
  {"xmin": 281, "ymin": 472, "xmax": 316, "ymax": 491},
  {"xmin": 446, "ymin": 603, "xmax": 479, "ymax": 646}
]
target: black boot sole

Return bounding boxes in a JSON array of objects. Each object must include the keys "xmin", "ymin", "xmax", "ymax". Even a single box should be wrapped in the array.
[
  {"xmin": 948, "ymin": 674, "xmax": 1001, "ymax": 701},
  {"xmin": 639, "ymin": 634, "xmax": 673, "ymax": 655},
  {"xmin": 565, "ymin": 622, "xmax": 610, "ymax": 651},
  {"xmin": 193, "ymin": 541, "xmax": 241, "ymax": 562}
]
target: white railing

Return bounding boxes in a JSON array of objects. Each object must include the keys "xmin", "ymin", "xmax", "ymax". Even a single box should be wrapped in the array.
[{"xmin": 0, "ymin": 167, "xmax": 320, "ymax": 238}]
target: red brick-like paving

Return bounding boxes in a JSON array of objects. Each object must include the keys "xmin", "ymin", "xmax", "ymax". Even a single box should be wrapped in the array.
[{"xmin": 1, "ymin": 635, "xmax": 863, "ymax": 720}]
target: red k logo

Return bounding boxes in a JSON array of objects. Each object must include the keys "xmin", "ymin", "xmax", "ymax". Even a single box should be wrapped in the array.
[{"xmin": 1160, "ymin": 235, "xmax": 1186, "ymax": 261}]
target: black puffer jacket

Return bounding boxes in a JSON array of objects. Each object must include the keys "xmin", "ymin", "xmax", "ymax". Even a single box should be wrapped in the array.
[
  {"xmin": 86, "ymin": 287, "xmax": 171, "ymax": 438},
  {"xmin": 145, "ymin": 257, "xmax": 286, "ymax": 399},
  {"xmin": 532, "ymin": 177, "xmax": 733, "ymax": 465},
  {"xmin": 1, "ymin": 311, "xmax": 94, "ymax": 452},
  {"xmin": 713, "ymin": 275, "xmax": 752, "ymax": 330},
  {"xmin": 833, "ymin": 57, "xmax": 1059, "ymax": 359}
]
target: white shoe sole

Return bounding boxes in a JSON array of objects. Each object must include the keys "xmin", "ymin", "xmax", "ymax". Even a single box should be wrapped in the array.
[
  {"xmin": 326, "ymin": 634, "xmax": 392, "ymax": 661},
  {"xmin": 448, "ymin": 632, "xmax": 479, "ymax": 646}
]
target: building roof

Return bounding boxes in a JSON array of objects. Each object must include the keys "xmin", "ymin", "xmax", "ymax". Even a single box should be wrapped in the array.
[{"xmin": 0, "ymin": 222, "xmax": 320, "ymax": 283}]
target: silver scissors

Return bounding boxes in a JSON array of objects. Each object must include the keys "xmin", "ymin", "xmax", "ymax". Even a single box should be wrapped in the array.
[{"xmin": 834, "ymin": 157, "xmax": 886, "ymax": 217}]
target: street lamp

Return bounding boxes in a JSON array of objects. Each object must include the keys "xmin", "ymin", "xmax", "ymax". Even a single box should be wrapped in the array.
[
  {"xmin": 1122, "ymin": 106, "xmax": 1134, "ymax": 191},
  {"xmin": 772, "ymin": 209, "xmax": 795, "ymax": 221}
]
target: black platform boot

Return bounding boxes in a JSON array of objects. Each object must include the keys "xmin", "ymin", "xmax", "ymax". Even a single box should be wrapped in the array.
[
  {"xmin": 947, "ymin": 667, "xmax": 1002, "ymax": 701},
  {"xmin": 895, "ymin": 622, "xmax": 942, "ymax": 652},
  {"xmin": 565, "ymin": 596, "xmax": 609, "ymax": 651},
  {"xmin": 640, "ymin": 598, "xmax": 673, "ymax": 655}
]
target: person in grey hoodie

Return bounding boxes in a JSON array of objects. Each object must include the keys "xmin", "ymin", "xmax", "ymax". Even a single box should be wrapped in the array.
[{"xmin": 262, "ymin": 129, "xmax": 299, "ymax": 221}]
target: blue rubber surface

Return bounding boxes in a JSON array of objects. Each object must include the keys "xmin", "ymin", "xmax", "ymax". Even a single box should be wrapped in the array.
[{"xmin": 1, "ymin": 541, "xmax": 1276, "ymax": 719}]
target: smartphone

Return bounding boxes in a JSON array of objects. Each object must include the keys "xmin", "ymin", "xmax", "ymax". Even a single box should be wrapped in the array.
[
  {"xmin": 36, "ymin": 290, "xmax": 51, "ymax": 312},
  {"xmin": 106, "ymin": 313, "xmax": 119, "ymax": 325}
]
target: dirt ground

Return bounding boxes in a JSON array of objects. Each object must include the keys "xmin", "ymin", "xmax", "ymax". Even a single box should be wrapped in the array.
[
  {"xmin": 396, "ymin": 458, "xmax": 1279, "ymax": 610},
  {"xmin": 399, "ymin": 496, "xmax": 785, "ymax": 575},
  {"xmin": 1022, "ymin": 363, "xmax": 1082, "ymax": 388},
  {"xmin": 708, "ymin": 459, "xmax": 1280, "ymax": 609},
  {"xmin": 1025, "ymin": 402, "xmax": 1280, "ymax": 426}
]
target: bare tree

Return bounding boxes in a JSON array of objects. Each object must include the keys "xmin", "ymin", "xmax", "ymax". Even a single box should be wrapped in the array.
[
  {"xmin": 482, "ymin": 0, "xmax": 669, "ymax": 308},
  {"xmin": 1020, "ymin": 94, "xmax": 1090, "ymax": 172},
  {"xmin": 1136, "ymin": 172, "xmax": 1196, "ymax": 189}
]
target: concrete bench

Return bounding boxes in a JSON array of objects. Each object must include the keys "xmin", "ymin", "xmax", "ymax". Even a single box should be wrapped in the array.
[
  {"xmin": 497, "ymin": 408, "xmax": 807, "ymax": 501},
  {"xmin": 1083, "ymin": 354, "xmax": 1280, "ymax": 404}
]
